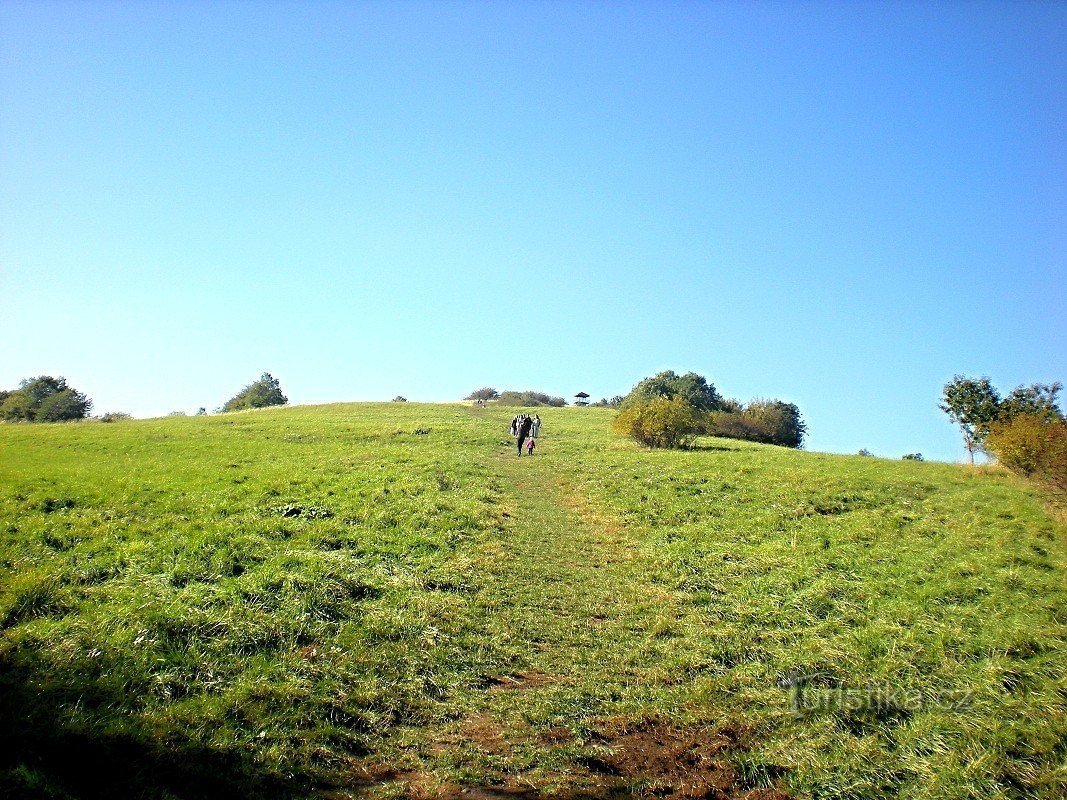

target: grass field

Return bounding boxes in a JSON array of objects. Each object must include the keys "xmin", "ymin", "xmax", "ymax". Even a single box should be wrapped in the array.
[{"xmin": 1, "ymin": 403, "xmax": 1064, "ymax": 799}]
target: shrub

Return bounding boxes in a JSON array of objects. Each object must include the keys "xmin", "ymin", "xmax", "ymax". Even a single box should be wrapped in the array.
[
  {"xmin": 612, "ymin": 396, "xmax": 701, "ymax": 449},
  {"xmin": 223, "ymin": 373, "xmax": 287, "ymax": 412},
  {"xmin": 465, "ymin": 387, "xmax": 499, "ymax": 402},
  {"xmin": 985, "ymin": 414, "xmax": 1067, "ymax": 493},
  {"xmin": 393, "ymin": 396, "xmax": 408, "ymax": 402},
  {"xmin": 98, "ymin": 412, "xmax": 132, "ymax": 423},
  {"xmin": 858, "ymin": 448, "xmax": 874, "ymax": 457},
  {"xmin": 902, "ymin": 453, "xmax": 924, "ymax": 461},
  {"xmin": 621, "ymin": 370, "xmax": 723, "ymax": 412}
]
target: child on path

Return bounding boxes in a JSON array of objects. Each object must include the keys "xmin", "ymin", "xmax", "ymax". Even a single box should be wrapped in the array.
[{"xmin": 525, "ymin": 437, "xmax": 536, "ymax": 455}]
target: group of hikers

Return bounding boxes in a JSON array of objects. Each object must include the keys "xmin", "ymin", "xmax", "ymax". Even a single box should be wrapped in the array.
[{"xmin": 510, "ymin": 413, "xmax": 542, "ymax": 456}]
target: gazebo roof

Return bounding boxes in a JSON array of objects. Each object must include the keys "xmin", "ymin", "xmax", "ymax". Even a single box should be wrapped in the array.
[{"xmin": 575, "ymin": 392, "xmax": 590, "ymax": 398}]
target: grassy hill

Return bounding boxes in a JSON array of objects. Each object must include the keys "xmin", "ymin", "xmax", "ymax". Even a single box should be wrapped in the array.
[{"xmin": 1, "ymin": 403, "xmax": 1064, "ymax": 799}]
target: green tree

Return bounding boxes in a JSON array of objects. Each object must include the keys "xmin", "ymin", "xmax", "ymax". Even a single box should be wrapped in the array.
[
  {"xmin": 36, "ymin": 388, "xmax": 93, "ymax": 422},
  {"xmin": 940, "ymin": 376, "xmax": 1001, "ymax": 464},
  {"xmin": 465, "ymin": 387, "xmax": 499, "ymax": 402},
  {"xmin": 0, "ymin": 391, "xmax": 36, "ymax": 422},
  {"xmin": 998, "ymin": 382, "xmax": 1063, "ymax": 422},
  {"xmin": 742, "ymin": 399, "xmax": 807, "ymax": 448},
  {"xmin": 0, "ymin": 376, "xmax": 92, "ymax": 422},
  {"xmin": 621, "ymin": 370, "xmax": 723, "ymax": 412},
  {"xmin": 223, "ymin": 373, "xmax": 288, "ymax": 412}
]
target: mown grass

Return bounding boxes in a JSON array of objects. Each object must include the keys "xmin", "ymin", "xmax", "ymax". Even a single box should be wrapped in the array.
[{"xmin": 1, "ymin": 403, "xmax": 1064, "ymax": 799}]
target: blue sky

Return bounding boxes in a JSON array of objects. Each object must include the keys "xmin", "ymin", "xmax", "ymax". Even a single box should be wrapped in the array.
[{"xmin": 1, "ymin": 1, "xmax": 1064, "ymax": 461}]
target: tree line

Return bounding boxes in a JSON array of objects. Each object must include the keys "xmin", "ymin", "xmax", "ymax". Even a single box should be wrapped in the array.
[{"xmin": 1, "ymin": 372, "xmax": 288, "ymax": 423}]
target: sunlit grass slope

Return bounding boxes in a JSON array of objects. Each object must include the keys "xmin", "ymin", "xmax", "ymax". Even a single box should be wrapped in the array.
[{"xmin": 1, "ymin": 403, "xmax": 1063, "ymax": 799}]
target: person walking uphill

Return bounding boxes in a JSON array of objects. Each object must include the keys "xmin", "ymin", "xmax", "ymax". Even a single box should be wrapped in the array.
[
  {"xmin": 531, "ymin": 415, "xmax": 541, "ymax": 438},
  {"xmin": 517, "ymin": 414, "xmax": 533, "ymax": 456}
]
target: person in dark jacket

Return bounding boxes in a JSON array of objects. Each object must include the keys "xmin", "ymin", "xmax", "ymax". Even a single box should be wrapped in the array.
[{"xmin": 517, "ymin": 414, "xmax": 533, "ymax": 455}]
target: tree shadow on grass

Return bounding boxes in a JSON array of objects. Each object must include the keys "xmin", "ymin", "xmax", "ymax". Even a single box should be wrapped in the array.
[
  {"xmin": 0, "ymin": 652, "xmax": 309, "ymax": 800},
  {"xmin": 687, "ymin": 442, "xmax": 746, "ymax": 453}
]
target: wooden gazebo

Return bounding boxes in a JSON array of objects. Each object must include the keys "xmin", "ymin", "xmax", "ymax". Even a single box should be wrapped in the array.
[{"xmin": 574, "ymin": 392, "xmax": 590, "ymax": 407}]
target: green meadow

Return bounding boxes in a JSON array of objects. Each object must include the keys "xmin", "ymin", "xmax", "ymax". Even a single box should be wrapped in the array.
[{"xmin": 1, "ymin": 403, "xmax": 1064, "ymax": 799}]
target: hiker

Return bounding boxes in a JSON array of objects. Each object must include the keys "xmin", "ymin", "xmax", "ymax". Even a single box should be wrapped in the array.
[
  {"xmin": 531, "ymin": 415, "xmax": 541, "ymax": 438},
  {"xmin": 510, "ymin": 415, "xmax": 519, "ymax": 436},
  {"xmin": 525, "ymin": 436, "xmax": 536, "ymax": 455},
  {"xmin": 517, "ymin": 414, "xmax": 533, "ymax": 456}
]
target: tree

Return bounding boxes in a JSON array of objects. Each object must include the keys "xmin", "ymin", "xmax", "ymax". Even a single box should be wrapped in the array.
[
  {"xmin": 392, "ymin": 396, "xmax": 408, "ymax": 402},
  {"xmin": 998, "ymin": 382, "xmax": 1063, "ymax": 422},
  {"xmin": 902, "ymin": 453, "xmax": 924, "ymax": 461},
  {"xmin": 0, "ymin": 376, "xmax": 92, "ymax": 422},
  {"xmin": 940, "ymin": 376, "xmax": 1002, "ymax": 464},
  {"xmin": 0, "ymin": 391, "xmax": 36, "ymax": 422},
  {"xmin": 621, "ymin": 370, "xmax": 723, "ymax": 412},
  {"xmin": 612, "ymin": 395, "xmax": 701, "ymax": 449},
  {"xmin": 465, "ymin": 387, "xmax": 499, "ymax": 402},
  {"xmin": 742, "ymin": 399, "xmax": 807, "ymax": 448},
  {"xmin": 223, "ymin": 372, "xmax": 288, "ymax": 412},
  {"xmin": 940, "ymin": 376, "xmax": 1064, "ymax": 463},
  {"xmin": 36, "ymin": 388, "xmax": 93, "ymax": 422}
]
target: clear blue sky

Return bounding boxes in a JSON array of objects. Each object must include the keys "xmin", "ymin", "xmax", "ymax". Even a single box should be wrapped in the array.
[{"xmin": 2, "ymin": 1, "xmax": 1064, "ymax": 461}]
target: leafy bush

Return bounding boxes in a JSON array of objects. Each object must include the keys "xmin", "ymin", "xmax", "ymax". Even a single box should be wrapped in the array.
[
  {"xmin": 222, "ymin": 372, "xmax": 287, "ymax": 412},
  {"xmin": 465, "ymin": 387, "xmax": 499, "ymax": 401},
  {"xmin": 393, "ymin": 396, "xmax": 408, "ymax": 402},
  {"xmin": 593, "ymin": 396, "xmax": 624, "ymax": 408},
  {"xmin": 0, "ymin": 376, "xmax": 91, "ymax": 422},
  {"xmin": 621, "ymin": 370, "xmax": 723, "ymax": 412},
  {"xmin": 858, "ymin": 448, "xmax": 874, "ymax": 457},
  {"xmin": 902, "ymin": 453, "xmax": 924, "ymax": 461},
  {"xmin": 612, "ymin": 396, "xmax": 701, "ymax": 449},
  {"xmin": 985, "ymin": 414, "xmax": 1067, "ymax": 493}
]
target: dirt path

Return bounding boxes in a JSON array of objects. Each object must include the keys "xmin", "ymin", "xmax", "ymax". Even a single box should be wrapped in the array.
[{"xmin": 375, "ymin": 443, "xmax": 785, "ymax": 799}]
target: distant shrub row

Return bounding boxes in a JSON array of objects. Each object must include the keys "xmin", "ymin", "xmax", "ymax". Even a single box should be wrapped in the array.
[
  {"xmin": 613, "ymin": 371, "xmax": 806, "ymax": 449},
  {"xmin": 465, "ymin": 388, "xmax": 566, "ymax": 407}
]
